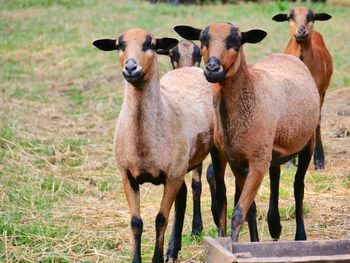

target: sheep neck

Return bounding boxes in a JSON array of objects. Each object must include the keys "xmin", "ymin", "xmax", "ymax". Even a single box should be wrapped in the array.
[
  {"xmin": 217, "ymin": 51, "xmax": 257, "ymax": 136},
  {"xmin": 287, "ymin": 35, "xmax": 314, "ymax": 63},
  {"xmin": 122, "ymin": 56, "xmax": 162, "ymax": 159}
]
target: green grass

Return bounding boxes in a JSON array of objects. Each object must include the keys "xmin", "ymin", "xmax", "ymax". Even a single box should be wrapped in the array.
[{"xmin": 1, "ymin": 0, "xmax": 350, "ymax": 262}]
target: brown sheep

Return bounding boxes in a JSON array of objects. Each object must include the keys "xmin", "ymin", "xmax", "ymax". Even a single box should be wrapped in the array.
[
  {"xmin": 165, "ymin": 39, "xmax": 260, "ymax": 242},
  {"xmin": 273, "ymin": 7, "xmax": 333, "ymax": 170},
  {"xmin": 174, "ymin": 22, "xmax": 320, "ymax": 242},
  {"xmin": 168, "ymin": 40, "xmax": 201, "ymax": 69},
  {"xmin": 93, "ymin": 28, "xmax": 225, "ymax": 263}
]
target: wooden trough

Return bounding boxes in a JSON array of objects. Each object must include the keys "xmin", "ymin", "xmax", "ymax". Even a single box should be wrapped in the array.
[{"xmin": 204, "ymin": 237, "xmax": 350, "ymax": 263}]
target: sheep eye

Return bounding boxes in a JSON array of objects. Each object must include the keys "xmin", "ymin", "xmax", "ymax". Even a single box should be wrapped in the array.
[
  {"xmin": 307, "ymin": 11, "xmax": 314, "ymax": 22},
  {"xmin": 143, "ymin": 35, "xmax": 154, "ymax": 51},
  {"xmin": 289, "ymin": 10, "xmax": 295, "ymax": 21},
  {"xmin": 200, "ymin": 27, "xmax": 210, "ymax": 48},
  {"xmin": 118, "ymin": 36, "xmax": 125, "ymax": 51}
]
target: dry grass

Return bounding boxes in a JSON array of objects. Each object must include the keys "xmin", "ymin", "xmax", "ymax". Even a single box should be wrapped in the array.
[{"xmin": 1, "ymin": 0, "xmax": 350, "ymax": 262}]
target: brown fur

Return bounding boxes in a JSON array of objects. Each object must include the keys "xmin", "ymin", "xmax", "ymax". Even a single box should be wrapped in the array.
[
  {"xmin": 110, "ymin": 28, "xmax": 215, "ymax": 261},
  {"xmin": 283, "ymin": 7, "xmax": 333, "ymax": 106},
  {"xmin": 180, "ymin": 22, "xmax": 320, "ymax": 241},
  {"xmin": 274, "ymin": 7, "xmax": 333, "ymax": 170},
  {"xmin": 170, "ymin": 40, "xmax": 200, "ymax": 68}
]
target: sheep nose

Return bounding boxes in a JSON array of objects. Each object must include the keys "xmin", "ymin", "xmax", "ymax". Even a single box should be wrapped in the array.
[
  {"xmin": 206, "ymin": 57, "xmax": 221, "ymax": 72},
  {"xmin": 124, "ymin": 59, "xmax": 138, "ymax": 74},
  {"xmin": 297, "ymin": 25, "xmax": 307, "ymax": 36}
]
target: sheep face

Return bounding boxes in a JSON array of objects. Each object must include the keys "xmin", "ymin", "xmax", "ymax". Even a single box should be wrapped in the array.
[
  {"xmin": 201, "ymin": 23, "xmax": 243, "ymax": 83},
  {"xmin": 169, "ymin": 40, "xmax": 201, "ymax": 69},
  {"xmin": 174, "ymin": 23, "xmax": 266, "ymax": 83},
  {"xmin": 93, "ymin": 28, "xmax": 178, "ymax": 85},
  {"xmin": 272, "ymin": 7, "xmax": 331, "ymax": 43}
]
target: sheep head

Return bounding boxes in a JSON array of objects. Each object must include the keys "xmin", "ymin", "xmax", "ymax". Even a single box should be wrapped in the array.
[
  {"xmin": 93, "ymin": 28, "xmax": 178, "ymax": 85},
  {"xmin": 174, "ymin": 22, "xmax": 266, "ymax": 83},
  {"xmin": 272, "ymin": 7, "xmax": 331, "ymax": 43}
]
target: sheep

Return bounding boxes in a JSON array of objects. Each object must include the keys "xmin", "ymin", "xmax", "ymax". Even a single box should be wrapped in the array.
[
  {"xmin": 93, "ymin": 28, "xmax": 226, "ymax": 263},
  {"xmin": 164, "ymin": 39, "xmax": 260, "ymax": 242},
  {"xmin": 272, "ymin": 7, "xmax": 333, "ymax": 170},
  {"xmin": 160, "ymin": 39, "xmax": 219, "ymax": 235},
  {"xmin": 167, "ymin": 40, "xmax": 202, "ymax": 69},
  {"xmin": 174, "ymin": 22, "xmax": 320, "ymax": 242}
]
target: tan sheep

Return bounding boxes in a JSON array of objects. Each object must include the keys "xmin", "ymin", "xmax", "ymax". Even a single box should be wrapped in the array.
[
  {"xmin": 160, "ymin": 39, "xmax": 220, "ymax": 236},
  {"xmin": 93, "ymin": 28, "xmax": 225, "ymax": 263},
  {"xmin": 174, "ymin": 22, "xmax": 320, "ymax": 242}
]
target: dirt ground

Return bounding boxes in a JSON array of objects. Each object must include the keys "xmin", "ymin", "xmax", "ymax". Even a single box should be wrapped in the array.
[
  {"xmin": 304, "ymin": 87, "xmax": 350, "ymax": 239},
  {"xmin": 56, "ymin": 86, "xmax": 350, "ymax": 262}
]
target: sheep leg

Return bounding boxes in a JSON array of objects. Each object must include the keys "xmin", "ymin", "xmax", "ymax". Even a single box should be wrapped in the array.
[
  {"xmin": 206, "ymin": 163, "xmax": 219, "ymax": 228},
  {"xmin": 267, "ymin": 165, "xmax": 282, "ymax": 241},
  {"xmin": 122, "ymin": 173, "xmax": 142, "ymax": 263},
  {"xmin": 233, "ymin": 173, "xmax": 259, "ymax": 242},
  {"xmin": 152, "ymin": 178, "xmax": 184, "ymax": 263},
  {"xmin": 231, "ymin": 167, "xmax": 264, "ymax": 242},
  {"xmin": 166, "ymin": 182, "xmax": 187, "ymax": 262},
  {"xmin": 313, "ymin": 123, "xmax": 325, "ymax": 170},
  {"xmin": 211, "ymin": 148, "xmax": 227, "ymax": 236},
  {"xmin": 191, "ymin": 164, "xmax": 203, "ymax": 236},
  {"xmin": 314, "ymin": 92, "xmax": 325, "ymax": 170},
  {"xmin": 294, "ymin": 137, "xmax": 315, "ymax": 240}
]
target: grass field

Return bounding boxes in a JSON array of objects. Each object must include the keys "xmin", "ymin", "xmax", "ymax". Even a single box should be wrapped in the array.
[{"xmin": 1, "ymin": 0, "xmax": 350, "ymax": 262}]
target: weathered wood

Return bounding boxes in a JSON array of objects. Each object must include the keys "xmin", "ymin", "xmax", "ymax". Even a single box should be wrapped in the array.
[
  {"xmin": 235, "ymin": 254, "xmax": 350, "ymax": 263},
  {"xmin": 232, "ymin": 239, "xmax": 350, "ymax": 258},
  {"xmin": 204, "ymin": 237, "xmax": 350, "ymax": 263},
  {"xmin": 204, "ymin": 237, "xmax": 235, "ymax": 263}
]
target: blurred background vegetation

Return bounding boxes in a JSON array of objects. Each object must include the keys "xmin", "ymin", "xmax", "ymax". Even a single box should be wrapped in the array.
[{"xmin": 149, "ymin": 0, "xmax": 327, "ymax": 4}]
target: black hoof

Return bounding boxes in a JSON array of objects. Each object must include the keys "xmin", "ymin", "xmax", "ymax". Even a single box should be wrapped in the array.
[
  {"xmin": 165, "ymin": 249, "xmax": 178, "ymax": 263},
  {"xmin": 314, "ymin": 161, "xmax": 325, "ymax": 171},
  {"xmin": 191, "ymin": 224, "xmax": 203, "ymax": 236},
  {"xmin": 295, "ymin": 234, "xmax": 307, "ymax": 241},
  {"xmin": 152, "ymin": 256, "xmax": 164, "ymax": 263},
  {"xmin": 269, "ymin": 224, "xmax": 282, "ymax": 241},
  {"xmin": 268, "ymin": 217, "xmax": 282, "ymax": 241}
]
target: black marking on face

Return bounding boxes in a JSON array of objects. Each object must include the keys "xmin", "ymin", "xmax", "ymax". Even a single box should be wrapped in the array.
[
  {"xmin": 170, "ymin": 45, "xmax": 180, "ymax": 69},
  {"xmin": 118, "ymin": 35, "xmax": 125, "ymax": 51},
  {"xmin": 192, "ymin": 45, "xmax": 201, "ymax": 65},
  {"xmin": 307, "ymin": 9, "xmax": 314, "ymax": 22},
  {"xmin": 200, "ymin": 27, "xmax": 210, "ymax": 48},
  {"xmin": 226, "ymin": 27, "xmax": 241, "ymax": 51},
  {"xmin": 289, "ymin": 9, "xmax": 295, "ymax": 21},
  {"xmin": 142, "ymin": 35, "xmax": 155, "ymax": 51}
]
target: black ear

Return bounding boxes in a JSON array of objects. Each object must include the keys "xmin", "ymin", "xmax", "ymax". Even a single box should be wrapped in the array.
[
  {"xmin": 272, "ymin": 14, "xmax": 289, "ymax": 22},
  {"xmin": 93, "ymin": 39, "xmax": 118, "ymax": 51},
  {"xmin": 155, "ymin": 37, "xmax": 178, "ymax": 55},
  {"xmin": 241, "ymin": 30, "xmax": 267, "ymax": 45},
  {"xmin": 314, "ymin": 13, "xmax": 332, "ymax": 21},
  {"xmin": 173, "ymin": 25, "xmax": 202, "ymax": 41}
]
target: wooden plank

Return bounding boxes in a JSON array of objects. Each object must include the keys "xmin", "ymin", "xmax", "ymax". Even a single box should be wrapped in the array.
[
  {"xmin": 216, "ymin": 237, "xmax": 234, "ymax": 252},
  {"xmin": 236, "ymin": 254, "xmax": 350, "ymax": 263},
  {"xmin": 204, "ymin": 236, "xmax": 236, "ymax": 263},
  {"xmin": 231, "ymin": 239, "xmax": 350, "ymax": 258},
  {"xmin": 205, "ymin": 237, "xmax": 350, "ymax": 263}
]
